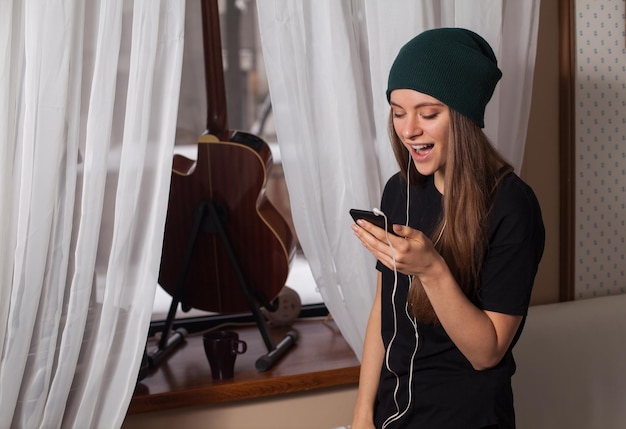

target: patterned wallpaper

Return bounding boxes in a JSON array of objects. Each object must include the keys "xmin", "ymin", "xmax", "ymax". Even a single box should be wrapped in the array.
[{"xmin": 575, "ymin": 0, "xmax": 626, "ymax": 298}]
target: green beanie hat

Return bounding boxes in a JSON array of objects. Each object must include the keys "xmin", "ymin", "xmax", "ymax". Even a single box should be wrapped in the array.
[{"xmin": 386, "ymin": 28, "xmax": 502, "ymax": 128}]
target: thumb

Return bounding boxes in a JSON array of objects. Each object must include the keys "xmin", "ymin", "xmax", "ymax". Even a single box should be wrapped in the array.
[{"xmin": 393, "ymin": 224, "xmax": 410, "ymax": 237}]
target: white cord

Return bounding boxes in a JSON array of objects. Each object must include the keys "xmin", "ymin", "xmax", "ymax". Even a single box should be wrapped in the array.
[
  {"xmin": 373, "ymin": 210, "xmax": 402, "ymax": 429},
  {"xmin": 405, "ymin": 156, "xmax": 411, "ymax": 226},
  {"xmin": 378, "ymin": 158, "xmax": 421, "ymax": 428},
  {"xmin": 382, "ymin": 298, "xmax": 419, "ymax": 428}
]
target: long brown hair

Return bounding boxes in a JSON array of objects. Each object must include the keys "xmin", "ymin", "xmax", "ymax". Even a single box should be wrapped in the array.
[{"xmin": 388, "ymin": 109, "xmax": 513, "ymax": 324}]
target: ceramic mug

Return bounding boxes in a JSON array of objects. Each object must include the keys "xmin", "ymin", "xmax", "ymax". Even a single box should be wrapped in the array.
[{"xmin": 202, "ymin": 330, "xmax": 247, "ymax": 380}]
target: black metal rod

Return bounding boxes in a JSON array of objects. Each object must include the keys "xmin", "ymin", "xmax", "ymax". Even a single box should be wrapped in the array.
[
  {"xmin": 206, "ymin": 200, "xmax": 277, "ymax": 352},
  {"xmin": 157, "ymin": 203, "xmax": 207, "ymax": 351}
]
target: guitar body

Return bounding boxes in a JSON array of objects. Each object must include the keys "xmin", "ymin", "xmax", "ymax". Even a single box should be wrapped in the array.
[
  {"xmin": 159, "ymin": 132, "xmax": 296, "ymax": 314},
  {"xmin": 159, "ymin": 0, "xmax": 296, "ymax": 315}
]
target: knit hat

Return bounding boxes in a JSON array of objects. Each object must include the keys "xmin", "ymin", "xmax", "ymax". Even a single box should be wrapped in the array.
[{"xmin": 386, "ymin": 28, "xmax": 502, "ymax": 128}]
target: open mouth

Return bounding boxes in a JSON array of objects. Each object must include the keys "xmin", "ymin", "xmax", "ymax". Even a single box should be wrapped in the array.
[{"xmin": 412, "ymin": 144, "xmax": 434, "ymax": 154}]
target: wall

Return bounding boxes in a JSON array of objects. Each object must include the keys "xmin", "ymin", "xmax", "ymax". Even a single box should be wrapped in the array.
[
  {"xmin": 574, "ymin": 0, "xmax": 626, "ymax": 298},
  {"xmin": 123, "ymin": 386, "xmax": 357, "ymax": 429},
  {"xmin": 522, "ymin": 0, "xmax": 561, "ymax": 305}
]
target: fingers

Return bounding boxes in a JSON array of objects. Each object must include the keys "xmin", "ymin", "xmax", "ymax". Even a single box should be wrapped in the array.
[
  {"xmin": 352, "ymin": 220, "xmax": 388, "ymax": 251},
  {"xmin": 352, "ymin": 220, "xmax": 408, "ymax": 268},
  {"xmin": 351, "ymin": 219, "xmax": 388, "ymax": 248},
  {"xmin": 352, "ymin": 220, "xmax": 437, "ymax": 275}
]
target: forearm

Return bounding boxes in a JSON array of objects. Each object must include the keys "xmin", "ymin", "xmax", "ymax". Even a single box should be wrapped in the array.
[
  {"xmin": 353, "ymin": 323, "xmax": 383, "ymax": 420},
  {"xmin": 352, "ymin": 276, "xmax": 384, "ymax": 427},
  {"xmin": 419, "ymin": 257, "xmax": 521, "ymax": 370}
]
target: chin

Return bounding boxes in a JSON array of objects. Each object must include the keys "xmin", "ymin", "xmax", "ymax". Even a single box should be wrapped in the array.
[{"xmin": 414, "ymin": 164, "xmax": 436, "ymax": 177}]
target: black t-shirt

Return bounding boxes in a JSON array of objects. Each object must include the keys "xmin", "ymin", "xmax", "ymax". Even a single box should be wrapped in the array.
[{"xmin": 374, "ymin": 172, "xmax": 545, "ymax": 429}]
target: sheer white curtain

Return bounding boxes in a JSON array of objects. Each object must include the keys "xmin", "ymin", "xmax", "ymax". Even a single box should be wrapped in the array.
[
  {"xmin": 0, "ymin": 1, "xmax": 184, "ymax": 428},
  {"xmin": 256, "ymin": 0, "xmax": 540, "ymax": 359}
]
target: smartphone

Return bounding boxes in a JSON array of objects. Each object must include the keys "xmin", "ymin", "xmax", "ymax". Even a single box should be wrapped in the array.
[{"xmin": 349, "ymin": 208, "xmax": 396, "ymax": 235}]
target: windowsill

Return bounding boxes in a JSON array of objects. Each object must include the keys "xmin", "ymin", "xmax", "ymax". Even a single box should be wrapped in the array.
[{"xmin": 128, "ymin": 318, "xmax": 360, "ymax": 415}]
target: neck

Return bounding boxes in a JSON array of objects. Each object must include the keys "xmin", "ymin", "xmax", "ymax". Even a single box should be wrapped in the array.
[{"xmin": 434, "ymin": 171, "xmax": 445, "ymax": 195}]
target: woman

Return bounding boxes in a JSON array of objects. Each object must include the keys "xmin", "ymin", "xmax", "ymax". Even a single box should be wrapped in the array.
[{"xmin": 350, "ymin": 28, "xmax": 545, "ymax": 429}]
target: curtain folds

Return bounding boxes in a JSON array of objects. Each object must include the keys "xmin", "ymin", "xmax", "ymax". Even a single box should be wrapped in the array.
[
  {"xmin": 0, "ymin": 1, "xmax": 185, "ymax": 428},
  {"xmin": 256, "ymin": 0, "xmax": 541, "ymax": 358}
]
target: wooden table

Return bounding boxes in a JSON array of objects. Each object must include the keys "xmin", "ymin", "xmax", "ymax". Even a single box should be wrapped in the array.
[{"xmin": 128, "ymin": 318, "xmax": 360, "ymax": 414}]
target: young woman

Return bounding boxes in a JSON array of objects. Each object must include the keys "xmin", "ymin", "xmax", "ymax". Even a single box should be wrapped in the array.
[{"xmin": 350, "ymin": 28, "xmax": 545, "ymax": 429}]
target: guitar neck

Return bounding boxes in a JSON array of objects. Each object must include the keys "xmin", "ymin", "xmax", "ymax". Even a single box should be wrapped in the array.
[{"xmin": 201, "ymin": 0, "xmax": 228, "ymax": 138}]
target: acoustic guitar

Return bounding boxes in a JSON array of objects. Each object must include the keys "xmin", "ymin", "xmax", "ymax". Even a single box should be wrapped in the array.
[{"xmin": 158, "ymin": 0, "xmax": 297, "ymax": 314}]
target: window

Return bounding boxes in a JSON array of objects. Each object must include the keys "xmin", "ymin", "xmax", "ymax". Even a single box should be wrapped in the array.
[{"xmin": 152, "ymin": 0, "xmax": 321, "ymax": 323}]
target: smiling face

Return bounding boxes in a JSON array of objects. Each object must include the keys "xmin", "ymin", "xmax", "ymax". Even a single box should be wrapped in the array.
[{"xmin": 390, "ymin": 89, "xmax": 450, "ymax": 193}]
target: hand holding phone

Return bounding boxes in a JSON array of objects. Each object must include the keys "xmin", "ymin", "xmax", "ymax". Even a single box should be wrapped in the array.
[{"xmin": 350, "ymin": 208, "xmax": 397, "ymax": 235}]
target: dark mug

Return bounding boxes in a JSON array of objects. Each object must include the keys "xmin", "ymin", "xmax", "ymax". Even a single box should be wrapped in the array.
[{"xmin": 202, "ymin": 330, "xmax": 247, "ymax": 380}]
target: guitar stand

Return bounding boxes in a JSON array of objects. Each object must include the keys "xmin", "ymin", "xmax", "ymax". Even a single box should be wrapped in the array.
[{"xmin": 149, "ymin": 199, "xmax": 297, "ymax": 372}]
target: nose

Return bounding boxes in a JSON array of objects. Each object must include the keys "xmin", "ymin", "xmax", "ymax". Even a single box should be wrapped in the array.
[{"xmin": 402, "ymin": 120, "xmax": 422, "ymax": 140}]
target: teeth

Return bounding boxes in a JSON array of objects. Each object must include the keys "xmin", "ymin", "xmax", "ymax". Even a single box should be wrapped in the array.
[{"xmin": 412, "ymin": 144, "xmax": 430, "ymax": 151}]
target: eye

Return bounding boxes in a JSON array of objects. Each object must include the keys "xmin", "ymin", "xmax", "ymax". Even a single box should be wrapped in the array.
[
  {"xmin": 392, "ymin": 111, "xmax": 405, "ymax": 119},
  {"xmin": 420, "ymin": 112, "xmax": 439, "ymax": 120}
]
